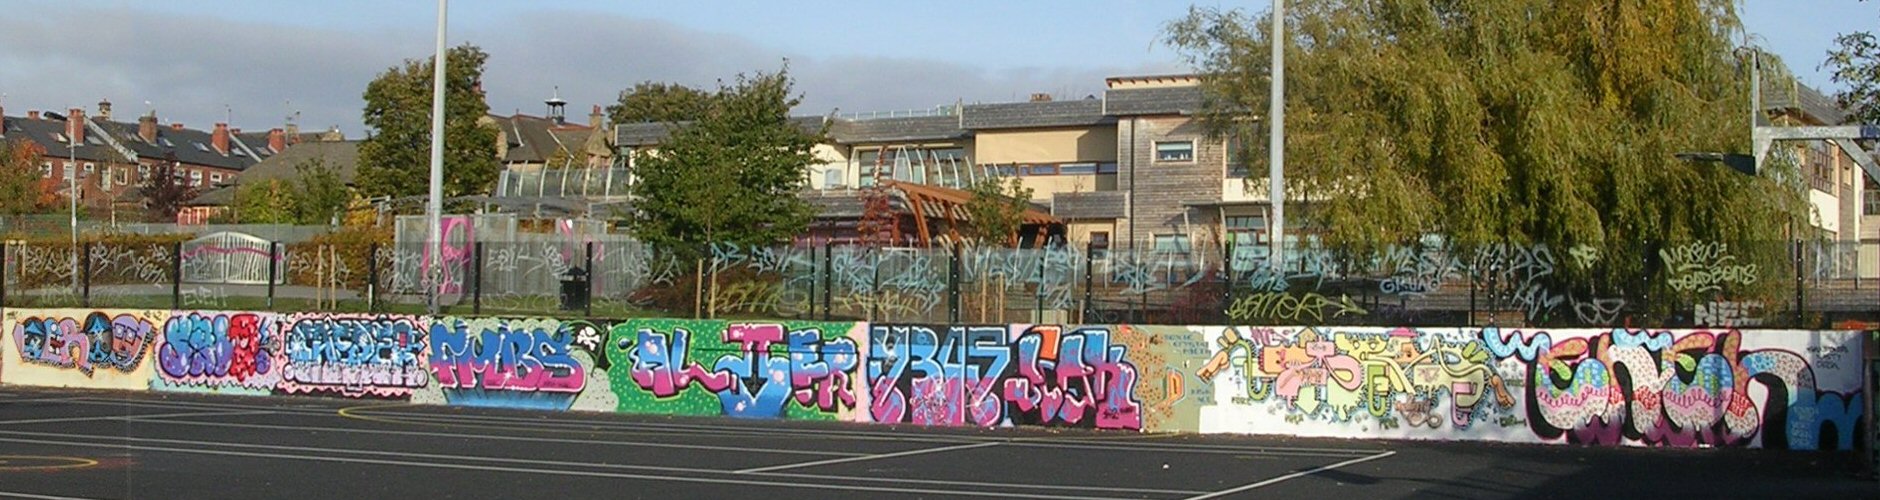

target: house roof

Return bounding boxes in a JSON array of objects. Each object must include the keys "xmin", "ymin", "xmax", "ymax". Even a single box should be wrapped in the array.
[
  {"xmin": 615, "ymin": 116, "xmax": 831, "ymax": 148},
  {"xmin": 1103, "ymin": 86, "xmax": 1204, "ymax": 116},
  {"xmin": 233, "ymin": 140, "xmax": 361, "ymax": 185},
  {"xmin": 1761, "ymin": 79, "xmax": 1847, "ymax": 125},
  {"xmin": 489, "ymin": 113, "xmax": 593, "ymax": 164},
  {"xmin": 830, "ymin": 115, "xmax": 966, "ymax": 144},
  {"xmin": 1, "ymin": 116, "xmax": 124, "ymax": 164},
  {"xmin": 1050, "ymin": 191, "xmax": 1128, "ymax": 219},
  {"xmin": 960, "ymin": 99, "xmax": 1114, "ymax": 130}
]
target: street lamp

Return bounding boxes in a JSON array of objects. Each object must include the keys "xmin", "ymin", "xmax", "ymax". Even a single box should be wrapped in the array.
[
  {"xmin": 66, "ymin": 111, "xmax": 79, "ymax": 296},
  {"xmin": 1268, "ymin": 0, "xmax": 1287, "ymax": 271},
  {"xmin": 425, "ymin": 0, "xmax": 449, "ymax": 315}
]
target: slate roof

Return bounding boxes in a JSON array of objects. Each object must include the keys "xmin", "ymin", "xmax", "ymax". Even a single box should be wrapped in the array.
[
  {"xmin": 1, "ymin": 117, "xmax": 124, "ymax": 164},
  {"xmin": 960, "ymin": 99, "xmax": 1113, "ymax": 130},
  {"xmin": 829, "ymin": 115, "xmax": 966, "ymax": 144},
  {"xmin": 615, "ymin": 116, "xmax": 832, "ymax": 147},
  {"xmin": 801, "ymin": 189, "xmax": 865, "ymax": 218},
  {"xmin": 1761, "ymin": 79, "xmax": 1847, "ymax": 125},
  {"xmin": 1103, "ymin": 86, "xmax": 1205, "ymax": 116},
  {"xmin": 184, "ymin": 141, "xmax": 360, "ymax": 207},
  {"xmin": 489, "ymin": 114, "xmax": 594, "ymax": 164},
  {"xmin": 1050, "ymin": 191, "xmax": 1128, "ymax": 219}
]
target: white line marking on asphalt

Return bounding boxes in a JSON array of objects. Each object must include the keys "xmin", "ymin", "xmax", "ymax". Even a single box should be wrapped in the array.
[
  {"xmin": 68, "ymin": 395, "xmax": 1382, "ymax": 457},
  {"xmin": 0, "ymin": 410, "xmax": 274, "ymax": 426},
  {"xmin": 736, "ymin": 441, "xmax": 1003, "ymax": 474},
  {"xmin": 0, "ymin": 435, "xmax": 1142, "ymax": 500},
  {"xmin": 119, "ymin": 417, "xmax": 866, "ymax": 457},
  {"xmin": 0, "ymin": 491, "xmax": 107, "ymax": 500},
  {"xmin": 1183, "ymin": 450, "xmax": 1399, "ymax": 500}
]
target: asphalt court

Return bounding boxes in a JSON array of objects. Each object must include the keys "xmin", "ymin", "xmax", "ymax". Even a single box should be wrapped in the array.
[{"xmin": 0, "ymin": 387, "xmax": 1870, "ymax": 499}]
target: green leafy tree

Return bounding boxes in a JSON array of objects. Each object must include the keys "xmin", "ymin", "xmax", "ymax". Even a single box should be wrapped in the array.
[
  {"xmin": 963, "ymin": 176, "xmax": 1035, "ymax": 247},
  {"xmin": 626, "ymin": 68, "xmax": 821, "ymax": 257},
  {"xmin": 235, "ymin": 158, "xmax": 351, "ymax": 225},
  {"xmin": 294, "ymin": 159, "xmax": 351, "ymax": 225},
  {"xmin": 607, "ymin": 82, "xmax": 715, "ymax": 124},
  {"xmin": 1166, "ymin": 1, "xmax": 1805, "ymax": 314},
  {"xmin": 235, "ymin": 179, "xmax": 298, "ymax": 223},
  {"xmin": 1826, "ymin": 0, "xmax": 1879, "ymax": 125},
  {"xmin": 357, "ymin": 44, "xmax": 499, "ymax": 205}
]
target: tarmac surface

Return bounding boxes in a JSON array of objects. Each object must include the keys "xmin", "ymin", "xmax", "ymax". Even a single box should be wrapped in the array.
[{"xmin": 0, "ymin": 387, "xmax": 1872, "ymax": 499}]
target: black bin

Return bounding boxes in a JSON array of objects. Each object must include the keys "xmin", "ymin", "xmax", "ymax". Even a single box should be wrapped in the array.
[{"xmin": 559, "ymin": 266, "xmax": 589, "ymax": 311}]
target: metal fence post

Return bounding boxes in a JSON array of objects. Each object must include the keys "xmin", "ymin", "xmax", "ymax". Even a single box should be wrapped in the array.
[
  {"xmin": 1223, "ymin": 236, "xmax": 1235, "ymax": 324},
  {"xmin": 0, "ymin": 243, "xmax": 8, "ymax": 309},
  {"xmin": 870, "ymin": 247, "xmax": 881, "ymax": 323},
  {"xmin": 81, "ymin": 241, "xmax": 91, "ymax": 308},
  {"xmin": 366, "ymin": 242, "xmax": 380, "ymax": 313},
  {"xmin": 473, "ymin": 242, "xmax": 484, "ymax": 316},
  {"xmin": 171, "ymin": 241, "xmax": 182, "ymax": 310},
  {"xmin": 822, "ymin": 241, "xmax": 833, "ymax": 321},
  {"xmin": 1034, "ymin": 248, "xmax": 1045, "ymax": 324},
  {"xmin": 807, "ymin": 242, "xmax": 818, "ymax": 321},
  {"xmin": 948, "ymin": 244, "xmax": 960, "ymax": 324},
  {"xmin": 585, "ymin": 241, "xmax": 595, "ymax": 318},
  {"xmin": 1082, "ymin": 241, "xmax": 1095, "ymax": 324},
  {"xmin": 266, "ymin": 241, "xmax": 279, "ymax": 310},
  {"xmin": 1795, "ymin": 239, "xmax": 1806, "ymax": 328}
]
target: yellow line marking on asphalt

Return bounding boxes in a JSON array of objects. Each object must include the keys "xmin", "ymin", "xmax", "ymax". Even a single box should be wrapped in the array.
[{"xmin": 0, "ymin": 455, "xmax": 99, "ymax": 471}]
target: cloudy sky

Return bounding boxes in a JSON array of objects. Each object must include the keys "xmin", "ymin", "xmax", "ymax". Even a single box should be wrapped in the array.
[{"xmin": 0, "ymin": 1, "xmax": 1871, "ymax": 138}]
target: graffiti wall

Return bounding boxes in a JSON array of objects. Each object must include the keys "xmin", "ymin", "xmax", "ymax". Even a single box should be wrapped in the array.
[
  {"xmin": 1185, "ymin": 326, "xmax": 1865, "ymax": 450},
  {"xmin": 1, "ymin": 309, "xmax": 165, "ymax": 390},
  {"xmin": 864, "ymin": 324, "xmax": 1144, "ymax": 430},
  {"xmin": 0, "ymin": 307, "xmax": 1863, "ymax": 450},
  {"xmin": 423, "ymin": 316, "xmax": 615, "ymax": 411},
  {"xmin": 609, "ymin": 319, "xmax": 864, "ymax": 420},
  {"xmin": 152, "ymin": 311, "xmax": 285, "ymax": 395}
]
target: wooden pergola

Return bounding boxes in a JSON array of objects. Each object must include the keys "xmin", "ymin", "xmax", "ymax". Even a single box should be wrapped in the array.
[{"xmin": 882, "ymin": 181, "xmax": 1060, "ymax": 247}]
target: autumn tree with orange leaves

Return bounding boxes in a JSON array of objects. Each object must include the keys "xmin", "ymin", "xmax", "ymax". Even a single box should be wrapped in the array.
[{"xmin": 0, "ymin": 138, "xmax": 63, "ymax": 225}]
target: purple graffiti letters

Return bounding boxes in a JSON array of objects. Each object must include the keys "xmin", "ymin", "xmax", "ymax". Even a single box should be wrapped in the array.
[{"xmin": 158, "ymin": 312, "xmax": 277, "ymax": 387}]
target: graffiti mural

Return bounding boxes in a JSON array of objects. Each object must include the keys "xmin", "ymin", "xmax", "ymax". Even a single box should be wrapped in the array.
[
  {"xmin": 279, "ymin": 314, "xmax": 430, "ymax": 398},
  {"xmin": 10, "ymin": 311, "xmax": 158, "ymax": 376},
  {"xmin": 154, "ymin": 311, "xmax": 284, "ymax": 394},
  {"xmin": 610, "ymin": 319, "xmax": 863, "ymax": 420},
  {"xmin": 427, "ymin": 317, "xmax": 603, "ymax": 410},
  {"xmin": 1192, "ymin": 326, "xmax": 1863, "ymax": 450},
  {"xmin": 0, "ymin": 309, "xmax": 165, "ymax": 390},
  {"xmin": 865, "ymin": 324, "xmax": 1143, "ymax": 430}
]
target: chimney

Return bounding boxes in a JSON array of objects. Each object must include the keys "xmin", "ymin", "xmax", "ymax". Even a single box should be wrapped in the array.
[
  {"xmin": 589, "ymin": 104, "xmax": 603, "ymax": 129},
  {"xmin": 1029, "ymin": 93, "xmax": 1053, "ymax": 102},
  {"xmin": 285, "ymin": 122, "xmax": 301, "ymax": 145},
  {"xmin": 320, "ymin": 126, "xmax": 343, "ymax": 142},
  {"xmin": 97, "ymin": 99, "xmax": 112, "ymax": 121},
  {"xmin": 267, "ymin": 128, "xmax": 285, "ymax": 152},
  {"xmin": 27, "ymin": 111, "xmax": 40, "ymax": 120},
  {"xmin": 211, "ymin": 122, "xmax": 230, "ymax": 155},
  {"xmin": 66, "ymin": 108, "xmax": 85, "ymax": 144},
  {"xmin": 172, "ymin": 123, "xmax": 185, "ymax": 131},
  {"xmin": 139, "ymin": 114, "xmax": 158, "ymax": 143}
]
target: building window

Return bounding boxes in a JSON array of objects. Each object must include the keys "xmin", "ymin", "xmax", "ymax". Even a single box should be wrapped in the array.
[
  {"xmin": 189, "ymin": 170, "xmax": 202, "ymax": 186},
  {"xmin": 210, "ymin": 173, "xmax": 223, "ymax": 183},
  {"xmin": 1089, "ymin": 231, "xmax": 1111, "ymax": 250},
  {"xmin": 83, "ymin": 163, "xmax": 94, "ymax": 174},
  {"xmin": 1058, "ymin": 163, "xmax": 1098, "ymax": 175},
  {"xmin": 1023, "ymin": 164, "xmax": 1058, "ymax": 176},
  {"xmin": 1867, "ymin": 182, "xmax": 1880, "ymax": 216},
  {"xmin": 138, "ymin": 164, "xmax": 150, "ymax": 180},
  {"xmin": 1097, "ymin": 162, "xmax": 1119, "ymax": 174},
  {"xmin": 115, "ymin": 168, "xmax": 128, "ymax": 185},
  {"xmin": 1153, "ymin": 234, "xmax": 1191, "ymax": 254},
  {"xmin": 40, "ymin": 163, "xmax": 52, "ymax": 177},
  {"xmin": 1155, "ymin": 141, "xmax": 1194, "ymax": 162}
]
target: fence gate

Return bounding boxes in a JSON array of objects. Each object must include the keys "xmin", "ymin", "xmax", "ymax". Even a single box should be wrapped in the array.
[{"xmin": 181, "ymin": 231, "xmax": 280, "ymax": 285}]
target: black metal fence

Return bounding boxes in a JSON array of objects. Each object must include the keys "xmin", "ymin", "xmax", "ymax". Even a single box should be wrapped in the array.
[{"xmin": 4, "ymin": 238, "xmax": 1875, "ymax": 329}]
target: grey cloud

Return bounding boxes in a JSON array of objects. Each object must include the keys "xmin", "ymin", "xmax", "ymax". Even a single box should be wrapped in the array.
[{"xmin": 0, "ymin": 4, "xmax": 1186, "ymax": 138}]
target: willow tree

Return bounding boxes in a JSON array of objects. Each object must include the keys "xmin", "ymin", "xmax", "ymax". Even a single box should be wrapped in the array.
[{"xmin": 1167, "ymin": 0, "xmax": 1807, "ymax": 316}]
